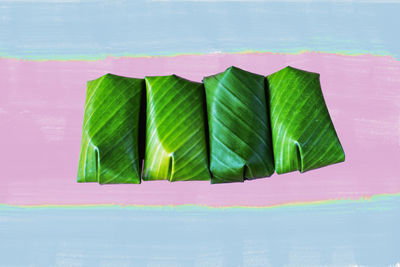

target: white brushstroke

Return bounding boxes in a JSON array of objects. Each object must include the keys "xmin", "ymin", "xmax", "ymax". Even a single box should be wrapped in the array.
[
  {"xmin": 35, "ymin": 115, "xmax": 66, "ymax": 142},
  {"xmin": 354, "ymin": 118, "xmax": 400, "ymax": 145}
]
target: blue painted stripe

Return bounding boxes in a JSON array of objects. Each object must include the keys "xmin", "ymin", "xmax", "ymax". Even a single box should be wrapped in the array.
[
  {"xmin": 0, "ymin": 1, "xmax": 399, "ymax": 59},
  {"xmin": 1, "ymin": 196, "xmax": 399, "ymax": 266}
]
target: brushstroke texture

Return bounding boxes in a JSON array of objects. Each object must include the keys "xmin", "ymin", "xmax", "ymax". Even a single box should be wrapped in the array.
[
  {"xmin": 0, "ymin": 195, "xmax": 399, "ymax": 266},
  {"xmin": 1, "ymin": 1, "xmax": 398, "ymax": 266},
  {"xmin": 0, "ymin": 1, "xmax": 399, "ymax": 59},
  {"xmin": 0, "ymin": 52, "xmax": 399, "ymax": 206}
]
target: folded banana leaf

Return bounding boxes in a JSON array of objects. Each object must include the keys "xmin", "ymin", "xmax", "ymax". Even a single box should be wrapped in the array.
[
  {"xmin": 143, "ymin": 75, "xmax": 211, "ymax": 181},
  {"xmin": 203, "ymin": 66, "xmax": 275, "ymax": 183},
  {"xmin": 77, "ymin": 73, "xmax": 145, "ymax": 184},
  {"xmin": 266, "ymin": 66, "xmax": 345, "ymax": 174}
]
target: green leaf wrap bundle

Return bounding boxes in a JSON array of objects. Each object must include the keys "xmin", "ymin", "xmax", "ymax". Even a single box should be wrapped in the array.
[
  {"xmin": 204, "ymin": 66, "xmax": 275, "ymax": 183},
  {"xmin": 266, "ymin": 66, "xmax": 345, "ymax": 174},
  {"xmin": 77, "ymin": 74, "xmax": 145, "ymax": 184},
  {"xmin": 77, "ymin": 66, "xmax": 345, "ymax": 184},
  {"xmin": 143, "ymin": 75, "xmax": 211, "ymax": 181}
]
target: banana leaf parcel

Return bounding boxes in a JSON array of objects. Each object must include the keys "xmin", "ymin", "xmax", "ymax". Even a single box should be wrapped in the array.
[
  {"xmin": 204, "ymin": 66, "xmax": 275, "ymax": 183},
  {"xmin": 77, "ymin": 73, "xmax": 145, "ymax": 184},
  {"xmin": 77, "ymin": 66, "xmax": 345, "ymax": 184},
  {"xmin": 142, "ymin": 75, "xmax": 211, "ymax": 181},
  {"xmin": 266, "ymin": 66, "xmax": 345, "ymax": 174}
]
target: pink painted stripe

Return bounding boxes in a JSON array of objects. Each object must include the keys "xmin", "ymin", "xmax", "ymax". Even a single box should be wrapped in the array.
[{"xmin": 0, "ymin": 52, "xmax": 399, "ymax": 207}]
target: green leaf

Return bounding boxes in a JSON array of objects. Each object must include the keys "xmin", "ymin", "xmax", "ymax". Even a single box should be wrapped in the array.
[
  {"xmin": 143, "ymin": 75, "xmax": 211, "ymax": 181},
  {"xmin": 266, "ymin": 66, "xmax": 345, "ymax": 174},
  {"xmin": 203, "ymin": 66, "xmax": 275, "ymax": 183},
  {"xmin": 77, "ymin": 73, "xmax": 144, "ymax": 184}
]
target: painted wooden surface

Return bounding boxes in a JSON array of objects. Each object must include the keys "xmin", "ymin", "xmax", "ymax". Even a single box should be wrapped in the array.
[{"xmin": 0, "ymin": 1, "xmax": 399, "ymax": 266}]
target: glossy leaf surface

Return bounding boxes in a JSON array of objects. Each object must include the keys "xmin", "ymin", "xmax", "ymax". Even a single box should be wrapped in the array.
[
  {"xmin": 204, "ymin": 66, "xmax": 275, "ymax": 183},
  {"xmin": 267, "ymin": 66, "xmax": 345, "ymax": 174},
  {"xmin": 77, "ymin": 73, "xmax": 144, "ymax": 184},
  {"xmin": 143, "ymin": 75, "xmax": 211, "ymax": 181}
]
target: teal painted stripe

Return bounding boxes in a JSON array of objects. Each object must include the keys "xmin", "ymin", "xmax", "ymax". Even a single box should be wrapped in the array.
[
  {"xmin": 1, "ymin": 195, "xmax": 399, "ymax": 266},
  {"xmin": 0, "ymin": 1, "xmax": 399, "ymax": 59}
]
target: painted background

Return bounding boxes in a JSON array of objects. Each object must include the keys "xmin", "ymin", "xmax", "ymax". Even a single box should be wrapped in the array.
[{"xmin": 0, "ymin": 1, "xmax": 399, "ymax": 266}]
